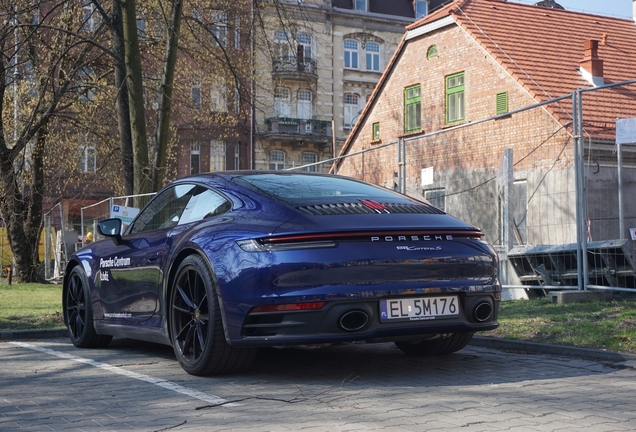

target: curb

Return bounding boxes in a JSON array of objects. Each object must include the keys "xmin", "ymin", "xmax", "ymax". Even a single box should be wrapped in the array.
[
  {"xmin": 0, "ymin": 328, "xmax": 68, "ymax": 341},
  {"xmin": 471, "ymin": 335, "xmax": 636, "ymax": 364}
]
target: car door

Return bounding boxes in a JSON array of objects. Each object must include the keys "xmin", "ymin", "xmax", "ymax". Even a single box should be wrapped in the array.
[{"xmin": 97, "ymin": 184, "xmax": 198, "ymax": 323}]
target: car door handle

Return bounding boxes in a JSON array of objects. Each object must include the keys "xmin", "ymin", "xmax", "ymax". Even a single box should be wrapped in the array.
[{"xmin": 146, "ymin": 253, "xmax": 160, "ymax": 262}]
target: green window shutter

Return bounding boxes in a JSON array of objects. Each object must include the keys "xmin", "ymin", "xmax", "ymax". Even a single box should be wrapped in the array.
[
  {"xmin": 372, "ymin": 122, "xmax": 380, "ymax": 140},
  {"xmin": 496, "ymin": 91, "xmax": 509, "ymax": 115},
  {"xmin": 404, "ymin": 84, "xmax": 422, "ymax": 133},
  {"xmin": 445, "ymin": 72, "xmax": 465, "ymax": 124}
]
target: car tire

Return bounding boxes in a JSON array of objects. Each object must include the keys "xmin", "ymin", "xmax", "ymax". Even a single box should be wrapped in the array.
[
  {"xmin": 394, "ymin": 332, "xmax": 473, "ymax": 356},
  {"xmin": 169, "ymin": 255, "xmax": 257, "ymax": 376},
  {"xmin": 63, "ymin": 266, "xmax": 113, "ymax": 348}
]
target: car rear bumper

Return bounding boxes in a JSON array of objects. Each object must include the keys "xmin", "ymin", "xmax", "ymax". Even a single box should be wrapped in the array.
[{"xmin": 229, "ymin": 292, "xmax": 499, "ymax": 347}]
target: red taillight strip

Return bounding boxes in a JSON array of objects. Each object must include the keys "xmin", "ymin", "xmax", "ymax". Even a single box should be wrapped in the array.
[
  {"xmin": 251, "ymin": 302, "xmax": 326, "ymax": 313},
  {"xmin": 264, "ymin": 230, "xmax": 483, "ymax": 244}
]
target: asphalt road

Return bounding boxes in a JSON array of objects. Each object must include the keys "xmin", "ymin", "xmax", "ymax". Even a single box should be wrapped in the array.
[{"xmin": 2, "ymin": 337, "xmax": 636, "ymax": 431}]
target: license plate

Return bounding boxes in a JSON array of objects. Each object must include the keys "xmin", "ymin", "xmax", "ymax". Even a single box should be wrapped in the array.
[{"xmin": 379, "ymin": 296, "xmax": 459, "ymax": 322}]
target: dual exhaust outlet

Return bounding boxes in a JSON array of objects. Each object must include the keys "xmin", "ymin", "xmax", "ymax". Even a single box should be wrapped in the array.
[{"xmin": 337, "ymin": 300, "xmax": 493, "ymax": 332}]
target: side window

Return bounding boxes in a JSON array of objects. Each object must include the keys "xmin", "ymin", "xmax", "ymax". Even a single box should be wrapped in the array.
[
  {"xmin": 178, "ymin": 187, "xmax": 231, "ymax": 225},
  {"xmin": 129, "ymin": 184, "xmax": 197, "ymax": 234}
]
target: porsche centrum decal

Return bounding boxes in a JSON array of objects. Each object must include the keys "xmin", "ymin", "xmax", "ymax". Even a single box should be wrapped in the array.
[{"xmin": 99, "ymin": 256, "xmax": 131, "ymax": 281}]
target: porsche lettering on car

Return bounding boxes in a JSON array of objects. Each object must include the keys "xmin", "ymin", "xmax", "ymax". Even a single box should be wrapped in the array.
[{"xmin": 63, "ymin": 171, "xmax": 500, "ymax": 376}]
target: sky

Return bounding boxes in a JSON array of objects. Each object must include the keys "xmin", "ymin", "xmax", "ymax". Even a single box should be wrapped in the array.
[{"xmin": 511, "ymin": 0, "xmax": 633, "ymax": 19}]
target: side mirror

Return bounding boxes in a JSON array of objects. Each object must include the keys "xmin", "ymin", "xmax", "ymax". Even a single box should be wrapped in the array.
[{"xmin": 98, "ymin": 218, "xmax": 123, "ymax": 246}]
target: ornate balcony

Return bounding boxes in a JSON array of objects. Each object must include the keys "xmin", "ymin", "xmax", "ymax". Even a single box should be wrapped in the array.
[
  {"xmin": 262, "ymin": 117, "xmax": 332, "ymax": 146},
  {"xmin": 272, "ymin": 57, "xmax": 318, "ymax": 82}
]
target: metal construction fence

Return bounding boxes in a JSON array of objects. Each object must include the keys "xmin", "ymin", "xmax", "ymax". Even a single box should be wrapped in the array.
[
  {"xmin": 80, "ymin": 193, "xmax": 156, "ymax": 245},
  {"xmin": 293, "ymin": 80, "xmax": 636, "ymax": 295}
]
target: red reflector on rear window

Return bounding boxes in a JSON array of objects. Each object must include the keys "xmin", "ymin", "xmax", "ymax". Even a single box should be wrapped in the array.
[{"xmin": 251, "ymin": 302, "xmax": 326, "ymax": 313}]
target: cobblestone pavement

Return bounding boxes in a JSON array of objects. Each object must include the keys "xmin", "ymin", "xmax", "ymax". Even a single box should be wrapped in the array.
[{"xmin": 1, "ymin": 337, "xmax": 635, "ymax": 431}]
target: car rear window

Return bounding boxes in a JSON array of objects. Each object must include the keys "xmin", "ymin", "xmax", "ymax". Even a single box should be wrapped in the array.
[{"xmin": 238, "ymin": 173, "xmax": 399, "ymax": 201}]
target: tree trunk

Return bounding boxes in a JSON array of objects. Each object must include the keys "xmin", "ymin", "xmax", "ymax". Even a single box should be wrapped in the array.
[
  {"xmin": 112, "ymin": 1, "xmax": 134, "ymax": 196},
  {"xmin": 121, "ymin": 0, "xmax": 150, "ymax": 196},
  {"xmin": 153, "ymin": 0, "xmax": 183, "ymax": 192}
]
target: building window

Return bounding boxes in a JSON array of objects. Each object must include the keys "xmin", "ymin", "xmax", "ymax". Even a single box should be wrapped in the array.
[
  {"xmin": 192, "ymin": 77, "xmax": 201, "ymax": 110},
  {"xmin": 274, "ymin": 30, "xmax": 290, "ymax": 59},
  {"xmin": 446, "ymin": 72, "xmax": 465, "ymax": 124},
  {"xmin": 269, "ymin": 150, "xmax": 286, "ymax": 170},
  {"xmin": 344, "ymin": 93, "xmax": 360, "ymax": 128},
  {"xmin": 344, "ymin": 39, "xmax": 359, "ymax": 69},
  {"xmin": 234, "ymin": 144, "xmax": 240, "ymax": 170},
  {"xmin": 415, "ymin": 0, "xmax": 429, "ymax": 19},
  {"xmin": 297, "ymin": 90, "xmax": 312, "ymax": 120},
  {"xmin": 302, "ymin": 152, "xmax": 317, "ymax": 172},
  {"xmin": 234, "ymin": 16, "xmax": 240, "ymax": 49},
  {"xmin": 78, "ymin": 68, "xmax": 96, "ymax": 102},
  {"xmin": 425, "ymin": 189, "xmax": 445, "ymax": 211},
  {"xmin": 210, "ymin": 76, "xmax": 227, "ymax": 112},
  {"xmin": 355, "ymin": 0, "xmax": 367, "ymax": 11},
  {"xmin": 274, "ymin": 87, "xmax": 291, "ymax": 117},
  {"xmin": 427, "ymin": 45, "xmax": 438, "ymax": 59},
  {"xmin": 404, "ymin": 84, "xmax": 421, "ymax": 133},
  {"xmin": 210, "ymin": 140, "xmax": 226, "ymax": 171},
  {"xmin": 211, "ymin": 10, "xmax": 227, "ymax": 47},
  {"xmin": 79, "ymin": 135, "xmax": 96, "ymax": 173},
  {"xmin": 190, "ymin": 142, "xmax": 200, "ymax": 175},
  {"xmin": 82, "ymin": 1, "xmax": 100, "ymax": 32},
  {"xmin": 365, "ymin": 42, "xmax": 380, "ymax": 71},
  {"xmin": 297, "ymin": 33, "xmax": 312, "ymax": 60},
  {"xmin": 372, "ymin": 122, "xmax": 380, "ymax": 140},
  {"xmin": 496, "ymin": 91, "xmax": 509, "ymax": 115},
  {"xmin": 234, "ymin": 85, "xmax": 240, "ymax": 114}
]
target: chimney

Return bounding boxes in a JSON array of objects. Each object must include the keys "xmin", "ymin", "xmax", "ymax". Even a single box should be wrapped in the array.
[
  {"xmin": 633, "ymin": 0, "xmax": 636, "ymax": 22},
  {"xmin": 579, "ymin": 39, "xmax": 604, "ymax": 87}
]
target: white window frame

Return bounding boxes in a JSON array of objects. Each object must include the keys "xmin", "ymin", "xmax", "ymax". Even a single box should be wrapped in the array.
[
  {"xmin": 301, "ymin": 152, "xmax": 317, "ymax": 172},
  {"xmin": 344, "ymin": 93, "xmax": 360, "ymax": 128},
  {"xmin": 354, "ymin": 0, "xmax": 367, "ymax": 12},
  {"xmin": 365, "ymin": 41, "xmax": 380, "ymax": 71},
  {"xmin": 269, "ymin": 150, "xmax": 286, "ymax": 170},
  {"xmin": 211, "ymin": 10, "xmax": 227, "ymax": 47},
  {"xmin": 297, "ymin": 33, "xmax": 312, "ymax": 61},
  {"xmin": 210, "ymin": 76, "xmax": 227, "ymax": 112},
  {"xmin": 274, "ymin": 30, "xmax": 290, "ymax": 60},
  {"xmin": 82, "ymin": 1, "xmax": 100, "ymax": 32},
  {"xmin": 192, "ymin": 77, "xmax": 202, "ymax": 110},
  {"xmin": 190, "ymin": 142, "xmax": 200, "ymax": 175},
  {"xmin": 79, "ymin": 135, "xmax": 96, "ymax": 173},
  {"xmin": 210, "ymin": 140, "xmax": 226, "ymax": 172},
  {"xmin": 415, "ymin": 0, "xmax": 429, "ymax": 19},
  {"xmin": 297, "ymin": 90, "xmax": 312, "ymax": 120},
  {"xmin": 274, "ymin": 87, "xmax": 291, "ymax": 117},
  {"xmin": 344, "ymin": 39, "xmax": 359, "ymax": 69},
  {"xmin": 234, "ymin": 16, "xmax": 240, "ymax": 49},
  {"xmin": 234, "ymin": 144, "xmax": 240, "ymax": 170}
]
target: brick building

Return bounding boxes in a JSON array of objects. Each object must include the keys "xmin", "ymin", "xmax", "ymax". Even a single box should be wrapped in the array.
[{"xmin": 335, "ymin": 0, "xmax": 636, "ymax": 250}]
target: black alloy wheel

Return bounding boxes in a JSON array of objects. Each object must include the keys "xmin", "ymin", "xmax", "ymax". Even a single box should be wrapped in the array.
[
  {"xmin": 169, "ymin": 255, "xmax": 256, "ymax": 375},
  {"xmin": 63, "ymin": 266, "xmax": 112, "ymax": 348}
]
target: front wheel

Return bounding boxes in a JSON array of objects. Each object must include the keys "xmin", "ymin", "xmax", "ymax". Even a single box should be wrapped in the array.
[
  {"xmin": 169, "ymin": 255, "xmax": 257, "ymax": 376},
  {"xmin": 394, "ymin": 332, "xmax": 473, "ymax": 356},
  {"xmin": 63, "ymin": 266, "xmax": 112, "ymax": 348}
]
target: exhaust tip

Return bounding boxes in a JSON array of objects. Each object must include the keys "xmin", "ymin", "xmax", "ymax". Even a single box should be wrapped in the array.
[
  {"xmin": 473, "ymin": 302, "xmax": 493, "ymax": 322},
  {"xmin": 338, "ymin": 310, "xmax": 369, "ymax": 332}
]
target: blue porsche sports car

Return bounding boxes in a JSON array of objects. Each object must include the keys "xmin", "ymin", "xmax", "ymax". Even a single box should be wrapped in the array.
[{"xmin": 63, "ymin": 171, "xmax": 500, "ymax": 375}]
